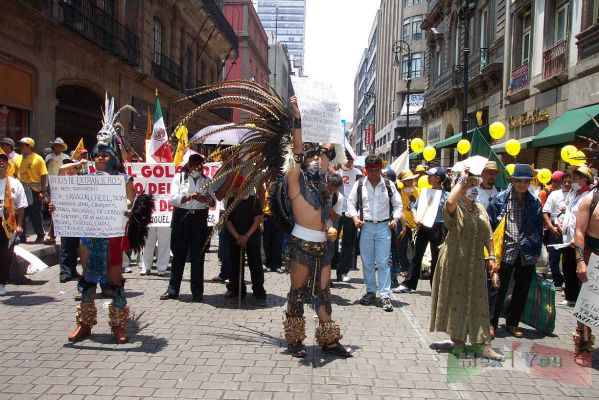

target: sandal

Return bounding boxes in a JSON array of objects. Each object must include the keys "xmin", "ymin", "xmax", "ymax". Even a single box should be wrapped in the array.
[
  {"xmin": 288, "ymin": 343, "xmax": 307, "ymax": 358},
  {"xmin": 322, "ymin": 342, "xmax": 353, "ymax": 358}
]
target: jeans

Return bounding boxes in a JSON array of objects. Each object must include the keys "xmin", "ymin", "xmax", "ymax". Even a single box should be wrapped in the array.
[
  {"xmin": 562, "ymin": 247, "xmax": 582, "ymax": 302},
  {"xmin": 218, "ymin": 229, "xmax": 232, "ymax": 279},
  {"xmin": 337, "ymin": 215, "xmax": 357, "ymax": 278},
  {"xmin": 403, "ymin": 223, "xmax": 445, "ymax": 290},
  {"xmin": 167, "ymin": 208, "xmax": 208, "ymax": 297},
  {"xmin": 545, "ymin": 233, "xmax": 564, "ymax": 287},
  {"xmin": 359, "ymin": 221, "xmax": 392, "ymax": 299},
  {"xmin": 59, "ymin": 236, "xmax": 80, "ymax": 279},
  {"xmin": 141, "ymin": 226, "xmax": 171, "ymax": 273},
  {"xmin": 491, "ymin": 258, "xmax": 535, "ymax": 328},
  {"xmin": 226, "ymin": 231, "xmax": 266, "ymax": 297},
  {"xmin": 263, "ymin": 216, "xmax": 284, "ymax": 270},
  {"xmin": 21, "ymin": 189, "xmax": 45, "ymax": 239}
]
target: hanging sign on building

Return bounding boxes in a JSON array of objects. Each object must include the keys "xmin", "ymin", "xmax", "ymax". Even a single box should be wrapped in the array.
[{"xmin": 507, "ymin": 108, "xmax": 549, "ymax": 129}]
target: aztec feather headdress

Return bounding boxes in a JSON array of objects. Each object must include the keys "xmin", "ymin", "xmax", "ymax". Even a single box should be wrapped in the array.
[{"xmin": 93, "ymin": 93, "xmax": 137, "ymax": 168}]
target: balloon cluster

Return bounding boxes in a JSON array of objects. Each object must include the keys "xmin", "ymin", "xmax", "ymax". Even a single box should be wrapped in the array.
[{"xmin": 561, "ymin": 145, "xmax": 586, "ymax": 166}]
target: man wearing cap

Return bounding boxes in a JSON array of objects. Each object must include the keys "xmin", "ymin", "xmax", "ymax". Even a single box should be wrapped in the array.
[
  {"xmin": 538, "ymin": 171, "xmax": 564, "ymax": 207},
  {"xmin": 337, "ymin": 151, "xmax": 362, "ymax": 282},
  {"xmin": 0, "ymin": 152, "xmax": 27, "ymax": 296},
  {"xmin": 396, "ymin": 167, "xmax": 449, "ymax": 293},
  {"xmin": 542, "ymin": 171, "xmax": 569, "ymax": 290},
  {"xmin": 561, "ymin": 166, "xmax": 594, "ymax": 306},
  {"xmin": 487, "ymin": 164, "xmax": 543, "ymax": 338},
  {"xmin": 0, "ymin": 138, "xmax": 17, "ymax": 161},
  {"xmin": 477, "ymin": 161, "xmax": 500, "ymax": 209},
  {"xmin": 13, "ymin": 137, "xmax": 48, "ymax": 243}
]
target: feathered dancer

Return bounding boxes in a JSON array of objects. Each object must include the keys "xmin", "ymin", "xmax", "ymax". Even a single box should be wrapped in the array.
[{"xmin": 174, "ymin": 80, "xmax": 294, "ymax": 226}]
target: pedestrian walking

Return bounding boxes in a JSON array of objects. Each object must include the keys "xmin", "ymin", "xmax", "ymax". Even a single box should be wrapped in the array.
[
  {"xmin": 337, "ymin": 152, "xmax": 362, "ymax": 282},
  {"xmin": 140, "ymin": 226, "xmax": 171, "ymax": 276},
  {"xmin": 477, "ymin": 161, "xmax": 500, "ymax": 209},
  {"xmin": 542, "ymin": 171, "xmax": 569, "ymax": 289},
  {"xmin": 393, "ymin": 170, "xmax": 419, "ymax": 289}
]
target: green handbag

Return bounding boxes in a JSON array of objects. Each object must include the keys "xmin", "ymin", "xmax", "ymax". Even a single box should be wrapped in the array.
[{"xmin": 521, "ymin": 274, "xmax": 556, "ymax": 334}]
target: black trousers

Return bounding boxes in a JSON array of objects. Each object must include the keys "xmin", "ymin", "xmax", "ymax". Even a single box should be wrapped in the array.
[
  {"xmin": 167, "ymin": 207, "xmax": 208, "ymax": 297},
  {"xmin": 402, "ymin": 223, "xmax": 445, "ymax": 290},
  {"xmin": 398, "ymin": 227, "xmax": 414, "ymax": 273},
  {"xmin": 59, "ymin": 236, "xmax": 80, "ymax": 280},
  {"xmin": 263, "ymin": 216, "xmax": 284, "ymax": 270},
  {"xmin": 490, "ymin": 258, "xmax": 535, "ymax": 328},
  {"xmin": 21, "ymin": 190, "xmax": 44, "ymax": 239},
  {"xmin": 226, "ymin": 231, "xmax": 266, "ymax": 297},
  {"xmin": 337, "ymin": 215, "xmax": 357, "ymax": 278},
  {"xmin": 0, "ymin": 233, "xmax": 15, "ymax": 285},
  {"xmin": 562, "ymin": 247, "xmax": 582, "ymax": 302}
]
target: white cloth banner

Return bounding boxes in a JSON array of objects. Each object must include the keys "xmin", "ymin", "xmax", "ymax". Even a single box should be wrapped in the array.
[
  {"xmin": 49, "ymin": 175, "xmax": 128, "ymax": 237},
  {"xmin": 574, "ymin": 253, "xmax": 599, "ymax": 328},
  {"xmin": 124, "ymin": 162, "xmax": 223, "ymax": 227},
  {"xmin": 291, "ymin": 76, "xmax": 344, "ymax": 144},
  {"xmin": 391, "ymin": 150, "xmax": 410, "ymax": 174},
  {"xmin": 416, "ymin": 188, "xmax": 442, "ymax": 228}
]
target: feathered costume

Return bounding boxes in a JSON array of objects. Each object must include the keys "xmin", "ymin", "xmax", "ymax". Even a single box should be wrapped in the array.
[
  {"xmin": 176, "ymin": 81, "xmax": 350, "ymax": 356},
  {"xmin": 68, "ymin": 94, "xmax": 153, "ymax": 344}
]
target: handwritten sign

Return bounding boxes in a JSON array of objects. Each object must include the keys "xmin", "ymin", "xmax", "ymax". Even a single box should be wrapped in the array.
[
  {"xmin": 416, "ymin": 188, "xmax": 442, "ymax": 228},
  {"xmin": 49, "ymin": 175, "xmax": 127, "ymax": 238},
  {"xmin": 124, "ymin": 162, "xmax": 223, "ymax": 227},
  {"xmin": 291, "ymin": 76, "xmax": 344, "ymax": 144},
  {"xmin": 574, "ymin": 253, "xmax": 599, "ymax": 328}
]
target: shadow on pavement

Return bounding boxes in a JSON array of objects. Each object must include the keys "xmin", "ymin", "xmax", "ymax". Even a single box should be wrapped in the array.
[
  {"xmin": 0, "ymin": 291, "xmax": 56, "ymax": 306},
  {"xmin": 200, "ymin": 293, "xmax": 287, "ymax": 310}
]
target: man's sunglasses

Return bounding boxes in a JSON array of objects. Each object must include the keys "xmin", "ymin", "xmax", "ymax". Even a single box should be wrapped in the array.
[{"xmin": 306, "ymin": 147, "xmax": 334, "ymax": 160}]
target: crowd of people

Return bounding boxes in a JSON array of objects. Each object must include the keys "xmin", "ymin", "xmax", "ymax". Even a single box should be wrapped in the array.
[{"xmin": 0, "ymin": 93, "xmax": 595, "ymax": 365}]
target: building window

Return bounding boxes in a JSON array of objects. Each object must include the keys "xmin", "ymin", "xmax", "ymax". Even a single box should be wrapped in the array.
[
  {"xmin": 595, "ymin": 0, "xmax": 599, "ymax": 25},
  {"xmin": 412, "ymin": 53, "xmax": 422, "ymax": 77},
  {"xmin": 454, "ymin": 28, "xmax": 461, "ymax": 66},
  {"xmin": 522, "ymin": 13, "xmax": 531, "ymax": 65},
  {"xmin": 153, "ymin": 18, "xmax": 163, "ymax": 64},
  {"xmin": 0, "ymin": 105, "xmax": 28, "ymax": 140},
  {"xmin": 480, "ymin": 8, "xmax": 488, "ymax": 48},
  {"xmin": 555, "ymin": 1, "xmax": 568, "ymax": 43},
  {"xmin": 403, "ymin": 18, "xmax": 410, "ymax": 41},
  {"xmin": 412, "ymin": 15, "xmax": 423, "ymax": 40}
]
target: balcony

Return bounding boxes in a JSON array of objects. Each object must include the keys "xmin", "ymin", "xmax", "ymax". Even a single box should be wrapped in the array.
[
  {"xmin": 151, "ymin": 53, "xmax": 181, "ymax": 90},
  {"xmin": 506, "ymin": 63, "xmax": 529, "ymax": 103},
  {"xmin": 542, "ymin": 38, "xmax": 568, "ymax": 79},
  {"xmin": 468, "ymin": 48, "xmax": 488, "ymax": 80},
  {"xmin": 203, "ymin": 0, "xmax": 239, "ymax": 54},
  {"xmin": 58, "ymin": 0, "xmax": 140, "ymax": 66},
  {"xmin": 424, "ymin": 65, "xmax": 463, "ymax": 105},
  {"xmin": 576, "ymin": 23, "xmax": 599, "ymax": 61}
]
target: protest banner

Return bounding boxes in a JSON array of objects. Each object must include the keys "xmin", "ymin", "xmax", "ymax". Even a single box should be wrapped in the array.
[
  {"xmin": 290, "ymin": 76, "xmax": 344, "ymax": 144},
  {"xmin": 124, "ymin": 162, "xmax": 223, "ymax": 227},
  {"xmin": 49, "ymin": 175, "xmax": 127, "ymax": 237},
  {"xmin": 573, "ymin": 253, "xmax": 599, "ymax": 328},
  {"xmin": 416, "ymin": 188, "xmax": 442, "ymax": 228}
]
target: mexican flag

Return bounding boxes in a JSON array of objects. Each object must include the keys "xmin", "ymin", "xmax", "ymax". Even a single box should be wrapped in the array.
[{"xmin": 147, "ymin": 95, "xmax": 173, "ymax": 163}]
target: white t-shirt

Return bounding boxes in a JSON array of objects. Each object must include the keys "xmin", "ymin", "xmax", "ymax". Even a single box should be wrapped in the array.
[
  {"xmin": 542, "ymin": 189, "xmax": 568, "ymax": 223},
  {"xmin": 477, "ymin": 186, "xmax": 498, "ymax": 209},
  {"xmin": 328, "ymin": 191, "xmax": 345, "ymax": 228},
  {"xmin": 45, "ymin": 153, "xmax": 70, "ymax": 176},
  {"xmin": 340, "ymin": 167, "xmax": 362, "ymax": 213},
  {"xmin": 562, "ymin": 190, "xmax": 591, "ymax": 243},
  {"xmin": 0, "ymin": 176, "xmax": 28, "ymax": 211}
]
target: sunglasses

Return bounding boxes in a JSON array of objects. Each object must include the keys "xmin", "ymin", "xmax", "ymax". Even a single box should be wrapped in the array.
[{"xmin": 306, "ymin": 147, "xmax": 332, "ymax": 159}]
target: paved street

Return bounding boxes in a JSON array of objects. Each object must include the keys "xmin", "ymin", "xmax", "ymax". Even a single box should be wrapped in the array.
[{"xmin": 0, "ymin": 248, "xmax": 598, "ymax": 400}]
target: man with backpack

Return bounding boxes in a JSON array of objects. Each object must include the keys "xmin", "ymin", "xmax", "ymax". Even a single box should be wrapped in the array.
[{"xmin": 347, "ymin": 155, "xmax": 403, "ymax": 312}]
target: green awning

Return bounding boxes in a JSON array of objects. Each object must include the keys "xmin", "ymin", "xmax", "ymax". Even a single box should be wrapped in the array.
[
  {"xmin": 491, "ymin": 136, "xmax": 534, "ymax": 152},
  {"xmin": 409, "ymin": 152, "xmax": 418, "ymax": 160},
  {"xmin": 531, "ymin": 103, "xmax": 599, "ymax": 147},
  {"xmin": 434, "ymin": 133, "xmax": 462, "ymax": 149}
]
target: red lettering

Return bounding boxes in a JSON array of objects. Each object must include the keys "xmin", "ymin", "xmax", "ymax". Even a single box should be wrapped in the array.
[
  {"xmin": 141, "ymin": 165, "xmax": 151, "ymax": 178},
  {"xmin": 165, "ymin": 165, "xmax": 175, "ymax": 178},
  {"xmin": 159, "ymin": 199, "xmax": 168, "ymax": 211},
  {"xmin": 148, "ymin": 183, "xmax": 157, "ymax": 194},
  {"xmin": 134, "ymin": 182, "xmax": 144, "ymax": 195}
]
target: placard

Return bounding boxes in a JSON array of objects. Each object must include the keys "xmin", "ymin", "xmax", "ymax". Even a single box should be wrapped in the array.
[
  {"xmin": 574, "ymin": 253, "xmax": 599, "ymax": 328},
  {"xmin": 291, "ymin": 76, "xmax": 344, "ymax": 144},
  {"xmin": 416, "ymin": 188, "xmax": 442, "ymax": 228},
  {"xmin": 49, "ymin": 175, "xmax": 127, "ymax": 238}
]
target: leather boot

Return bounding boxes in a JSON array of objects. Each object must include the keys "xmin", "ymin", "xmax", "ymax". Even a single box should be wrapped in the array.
[
  {"xmin": 108, "ymin": 305, "xmax": 129, "ymax": 344},
  {"xmin": 68, "ymin": 303, "xmax": 97, "ymax": 342}
]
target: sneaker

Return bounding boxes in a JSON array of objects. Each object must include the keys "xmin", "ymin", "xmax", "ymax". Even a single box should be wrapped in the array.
[
  {"xmin": 359, "ymin": 292, "xmax": 376, "ymax": 306},
  {"xmin": 341, "ymin": 274, "xmax": 351, "ymax": 283},
  {"xmin": 157, "ymin": 271, "xmax": 166, "ymax": 277},
  {"xmin": 392, "ymin": 284, "xmax": 412, "ymax": 293},
  {"xmin": 123, "ymin": 267, "xmax": 133, "ymax": 273},
  {"xmin": 560, "ymin": 300, "xmax": 576, "ymax": 306},
  {"xmin": 140, "ymin": 269, "xmax": 149, "ymax": 275},
  {"xmin": 0, "ymin": 284, "xmax": 6, "ymax": 296},
  {"xmin": 381, "ymin": 297, "xmax": 394, "ymax": 312}
]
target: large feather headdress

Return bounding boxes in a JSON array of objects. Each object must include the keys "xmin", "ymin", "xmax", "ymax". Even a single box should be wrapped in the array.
[
  {"xmin": 93, "ymin": 93, "xmax": 136, "ymax": 169},
  {"xmin": 175, "ymin": 80, "xmax": 293, "ymax": 225}
]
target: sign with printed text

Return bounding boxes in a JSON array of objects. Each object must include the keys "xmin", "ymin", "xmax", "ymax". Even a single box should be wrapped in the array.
[
  {"xmin": 291, "ymin": 76, "xmax": 344, "ymax": 144},
  {"xmin": 49, "ymin": 175, "xmax": 128, "ymax": 237},
  {"xmin": 416, "ymin": 188, "xmax": 442, "ymax": 228},
  {"xmin": 574, "ymin": 253, "xmax": 599, "ymax": 328},
  {"xmin": 123, "ymin": 162, "xmax": 223, "ymax": 227}
]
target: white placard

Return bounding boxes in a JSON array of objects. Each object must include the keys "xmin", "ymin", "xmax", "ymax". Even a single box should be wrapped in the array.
[
  {"xmin": 416, "ymin": 188, "xmax": 442, "ymax": 228},
  {"xmin": 124, "ymin": 162, "xmax": 223, "ymax": 227},
  {"xmin": 574, "ymin": 253, "xmax": 599, "ymax": 328},
  {"xmin": 49, "ymin": 175, "xmax": 127, "ymax": 238},
  {"xmin": 291, "ymin": 76, "xmax": 344, "ymax": 144}
]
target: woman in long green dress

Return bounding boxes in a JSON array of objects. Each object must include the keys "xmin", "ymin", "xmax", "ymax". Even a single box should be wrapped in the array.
[{"xmin": 430, "ymin": 167, "xmax": 503, "ymax": 360}]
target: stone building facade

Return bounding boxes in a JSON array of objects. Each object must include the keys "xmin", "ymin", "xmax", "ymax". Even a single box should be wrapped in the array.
[{"xmin": 0, "ymin": 0, "xmax": 238, "ymax": 157}]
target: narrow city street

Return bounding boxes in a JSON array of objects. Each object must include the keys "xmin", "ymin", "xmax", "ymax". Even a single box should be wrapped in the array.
[{"xmin": 0, "ymin": 248, "xmax": 597, "ymax": 400}]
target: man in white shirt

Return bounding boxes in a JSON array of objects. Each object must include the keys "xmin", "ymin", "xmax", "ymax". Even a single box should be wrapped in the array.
[
  {"xmin": 347, "ymin": 154, "xmax": 403, "ymax": 312},
  {"xmin": 337, "ymin": 152, "xmax": 362, "ymax": 282},
  {"xmin": 542, "ymin": 171, "xmax": 570, "ymax": 289},
  {"xmin": 478, "ymin": 161, "xmax": 499, "ymax": 209},
  {"xmin": 0, "ymin": 152, "xmax": 27, "ymax": 296},
  {"xmin": 45, "ymin": 137, "xmax": 70, "ymax": 176}
]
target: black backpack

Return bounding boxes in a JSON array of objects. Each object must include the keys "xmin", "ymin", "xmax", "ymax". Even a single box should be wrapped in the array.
[{"xmin": 355, "ymin": 177, "xmax": 394, "ymax": 222}]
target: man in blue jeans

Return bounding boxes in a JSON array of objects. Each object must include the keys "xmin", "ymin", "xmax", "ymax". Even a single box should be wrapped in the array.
[{"xmin": 347, "ymin": 155, "xmax": 403, "ymax": 312}]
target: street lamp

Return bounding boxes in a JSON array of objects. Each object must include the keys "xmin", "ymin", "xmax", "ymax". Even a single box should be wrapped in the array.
[
  {"xmin": 460, "ymin": 0, "xmax": 475, "ymax": 140},
  {"xmin": 364, "ymin": 89, "xmax": 376, "ymax": 153},
  {"xmin": 393, "ymin": 39, "xmax": 411, "ymax": 158}
]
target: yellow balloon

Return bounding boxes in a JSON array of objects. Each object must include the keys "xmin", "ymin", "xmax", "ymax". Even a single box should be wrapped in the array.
[
  {"xmin": 537, "ymin": 168, "xmax": 552, "ymax": 184},
  {"xmin": 411, "ymin": 138, "xmax": 425, "ymax": 154},
  {"xmin": 506, "ymin": 164, "xmax": 515, "ymax": 175},
  {"xmin": 457, "ymin": 139, "xmax": 471, "ymax": 155},
  {"xmin": 422, "ymin": 146, "xmax": 437, "ymax": 162},
  {"xmin": 505, "ymin": 139, "xmax": 521, "ymax": 157},
  {"xmin": 417, "ymin": 175, "xmax": 431, "ymax": 189},
  {"xmin": 569, "ymin": 150, "xmax": 586, "ymax": 166},
  {"xmin": 561, "ymin": 145, "xmax": 578, "ymax": 163},
  {"xmin": 489, "ymin": 122, "xmax": 506, "ymax": 140}
]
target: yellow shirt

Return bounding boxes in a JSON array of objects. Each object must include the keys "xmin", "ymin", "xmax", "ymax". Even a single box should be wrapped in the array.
[
  {"xmin": 14, "ymin": 153, "xmax": 48, "ymax": 191},
  {"xmin": 400, "ymin": 186, "xmax": 419, "ymax": 229}
]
